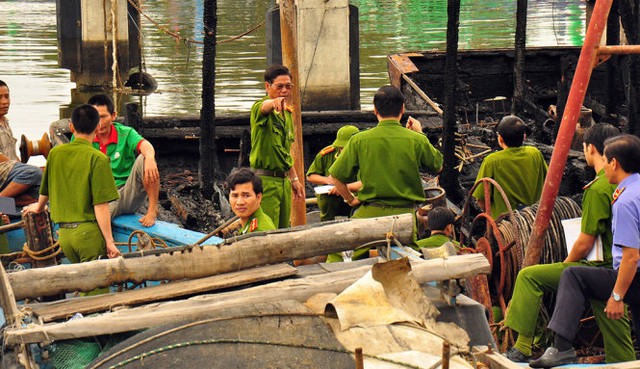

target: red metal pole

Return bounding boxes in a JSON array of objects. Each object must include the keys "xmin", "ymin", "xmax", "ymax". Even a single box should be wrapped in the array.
[{"xmin": 522, "ymin": 0, "xmax": 612, "ymax": 268}]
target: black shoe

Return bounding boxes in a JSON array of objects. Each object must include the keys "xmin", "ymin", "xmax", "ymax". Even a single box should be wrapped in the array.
[
  {"xmin": 529, "ymin": 347, "xmax": 576, "ymax": 368},
  {"xmin": 503, "ymin": 347, "xmax": 531, "ymax": 362}
]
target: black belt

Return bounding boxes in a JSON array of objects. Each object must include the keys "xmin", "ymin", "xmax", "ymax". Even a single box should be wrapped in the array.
[
  {"xmin": 363, "ymin": 202, "xmax": 417, "ymax": 209},
  {"xmin": 59, "ymin": 221, "xmax": 96, "ymax": 229},
  {"xmin": 253, "ymin": 169, "xmax": 287, "ymax": 178}
]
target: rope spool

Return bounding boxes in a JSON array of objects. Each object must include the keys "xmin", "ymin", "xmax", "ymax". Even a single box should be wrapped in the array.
[{"xmin": 20, "ymin": 133, "xmax": 52, "ymax": 163}]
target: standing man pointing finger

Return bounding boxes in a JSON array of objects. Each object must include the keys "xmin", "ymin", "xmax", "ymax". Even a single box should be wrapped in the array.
[{"xmin": 249, "ymin": 65, "xmax": 305, "ymax": 228}]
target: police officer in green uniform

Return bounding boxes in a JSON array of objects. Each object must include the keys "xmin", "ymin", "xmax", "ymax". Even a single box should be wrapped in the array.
[
  {"xmin": 416, "ymin": 206, "xmax": 460, "ymax": 249},
  {"xmin": 473, "ymin": 115, "xmax": 548, "ymax": 219},
  {"xmin": 503, "ymin": 124, "xmax": 634, "ymax": 364},
  {"xmin": 24, "ymin": 104, "xmax": 121, "ymax": 296},
  {"xmin": 250, "ymin": 65, "xmax": 304, "ymax": 229},
  {"xmin": 306, "ymin": 125, "xmax": 361, "ymax": 221},
  {"xmin": 227, "ymin": 168, "xmax": 276, "ymax": 234},
  {"xmin": 329, "ymin": 85, "xmax": 443, "ymax": 261}
]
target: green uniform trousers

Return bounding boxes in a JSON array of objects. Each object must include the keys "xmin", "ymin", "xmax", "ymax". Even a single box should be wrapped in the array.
[
  {"xmin": 326, "ymin": 204, "xmax": 417, "ymax": 263},
  {"xmin": 505, "ymin": 262, "xmax": 635, "ymax": 363},
  {"xmin": 0, "ymin": 216, "xmax": 9, "ymax": 254},
  {"xmin": 259, "ymin": 175, "xmax": 292, "ymax": 229},
  {"xmin": 59, "ymin": 222, "xmax": 110, "ymax": 296}
]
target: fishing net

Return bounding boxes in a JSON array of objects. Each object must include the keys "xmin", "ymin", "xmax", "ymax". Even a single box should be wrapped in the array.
[{"xmin": 51, "ymin": 333, "xmax": 136, "ymax": 369}]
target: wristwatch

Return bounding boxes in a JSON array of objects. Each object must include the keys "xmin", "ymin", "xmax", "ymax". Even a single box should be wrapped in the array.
[{"xmin": 612, "ymin": 291, "xmax": 622, "ymax": 302}]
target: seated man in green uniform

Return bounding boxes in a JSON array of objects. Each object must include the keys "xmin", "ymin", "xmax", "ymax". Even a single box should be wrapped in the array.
[
  {"xmin": 250, "ymin": 65, "xmax": 304, "ymax": 229},
  {"xmin": 329, "ymin": 85, "xmax": 443, "ymax": 261},
  {"xmin": 306, "ymin": 124, "xmax": 362, "ymax": 221},
  {"xmin": 227, "ymin": 167, "xmax": 276, "ymax": 234},
  {"xmin": 24, "ymin": 104, "xmax": 121, "ymax": 295},
  {"xmin": 503, "ymin": 123, "xmax": 634, "ymax": 363},
  {"xmin": 416, "ymin": 206, "xmax": 460, "ymax": 249},
  {"xmin": 88, "ymin": 94, "xmax": 160, "ymax": 227},
  {"xmin": 473, "ymin": 115, "xmax": 548, "ymax": 219}
]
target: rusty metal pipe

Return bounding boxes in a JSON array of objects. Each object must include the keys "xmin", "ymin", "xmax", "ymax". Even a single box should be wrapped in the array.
[
  {"xmin": 523, "ymin": 0, "xmax": 612, "ymax": 268},
  {"xmin": 355, "ymin": 347, "xmax": 364, "ymax": 369},
  {"xmin": 597, "ymin": 45, "xmax": 640, "ymax": 55}
]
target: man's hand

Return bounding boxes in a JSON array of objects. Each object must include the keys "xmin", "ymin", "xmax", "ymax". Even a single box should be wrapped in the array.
[
  {"xmin": 348, "ymin": 197, "xmax": 361, "ymax": 207},
  {"xmin": 272, "ymin": 97, "xmax": 286, "ymax": 114},
  {"xmin": 406, "ymin": 116, "xmax": 423, "ymax": 133},
  {"xmin": 605, "ymin": 297, "xmax": 625, "ymax": 320},
  {"xmin": 22, "ymin": 202, "xmax": 44, "ymax": 214},
  {"xmin": 106, "ymin": 241, "xmax": 121, "ymax": 259},
  {"xmin": 143, "ymin": 156, "xmax": 159, "ymax": 185},
  {"xmin": 292, "ymin": 179, "xmax": 305, "ymax": 200}
]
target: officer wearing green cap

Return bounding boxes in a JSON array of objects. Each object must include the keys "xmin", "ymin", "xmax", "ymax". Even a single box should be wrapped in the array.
[
  {"xmin": 329, "ymin": 85, "xmax": 443, "ymax": 261},
  {"xmin": 307, "ymin": 125, "xmax": 362, "ymax": 222},
  {"xmin": 249, "ymin": 65, "xmax": 305, "ymax": 229}
]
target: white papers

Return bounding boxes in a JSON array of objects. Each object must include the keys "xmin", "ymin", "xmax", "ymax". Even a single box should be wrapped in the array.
[
  {"xmin": 561, "ymin": 217, "xmax": 603, "ymax": 262},
  {"xmin": 314, "ymin": 185, "xmax": 335, "ymax": 195}
]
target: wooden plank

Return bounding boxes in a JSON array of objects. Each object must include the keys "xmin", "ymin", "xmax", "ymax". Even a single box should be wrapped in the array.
[
  {"xmin": 29, "ymin": 263, "xmax": 297, "ymax": 322},
  {"xmin": 0, "ymin": 261, "xmax": 19, "ymax": 326},
  {"xmin": 8, "ymin": 214, "xmax": 415, "ymax": 300},
  {"xmin": 4, "ymin": 254, "xmax": 489, "ymax": 344}
]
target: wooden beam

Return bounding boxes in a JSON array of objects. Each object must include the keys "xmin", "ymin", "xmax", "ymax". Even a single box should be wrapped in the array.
[
  {"xmin": 29, "ymin": 263, "xmax": 296, "ymax": 322},
  {"xmin": 4, "ymin": 253, "xmax": 489, "ymax": 345},
  {"xmin": 0, "ymin": 262, "xmax": 19, "ymax": 326},
  {"xmin": 8, "ymin": 214, "xmax": 414, "ymax": 300}
]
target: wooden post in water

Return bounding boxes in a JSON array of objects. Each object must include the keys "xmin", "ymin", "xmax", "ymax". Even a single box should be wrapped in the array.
[
  {"xmin": 439, "ymin": 0, "xmax": 463, "ymax": 203},
  {"xmin": 512, "ymin": 0, "xmax": 527, "ymax": 114},
  {"xmin": 199, "ymin": 0, "xmax": 220, "ymax": 199},
  {"xmin": 618, "ymin": 0, "xmax": 640, "ymax": 135},
  {"xmin": 279, "ymin": 0, "xmax": 307, "ymax": 226}
]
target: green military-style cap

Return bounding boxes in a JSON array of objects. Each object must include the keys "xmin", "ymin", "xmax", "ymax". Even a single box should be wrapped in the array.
[{"xmin": 332, "ymin": 125, "xmax": 359, "ymax": 147}]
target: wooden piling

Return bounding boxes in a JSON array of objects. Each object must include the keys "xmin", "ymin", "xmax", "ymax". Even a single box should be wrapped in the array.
[
  {"xmin": 199, "ymin": 0, "xmax": 220, "ymax": 199},
  {"xmin": 512, "ymin": 0, "xmax": 527, "ymax": 114}
]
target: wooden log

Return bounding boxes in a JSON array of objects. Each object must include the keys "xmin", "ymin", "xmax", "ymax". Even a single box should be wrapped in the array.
[
  {"xmin": 29, "ymin": 263, "xmax": 297, "ymax": 322},
  {"xmin": 8, "ymin": 214, "xmax": 414, "ymax": 300},
  {"xmin": 0, "ymin": 261, "xmax": 20, "ymax": 326},
  {"xmin": 4, "ymin": 254, "xmax": 490, "ymax": 344}
]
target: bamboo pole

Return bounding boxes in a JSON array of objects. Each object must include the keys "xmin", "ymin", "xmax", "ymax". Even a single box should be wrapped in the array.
[
  {"xmin": 523, "ymin": 0, "xmax": 612, "ymax": 267},
  {"xmin": 279, "ymin": 0, "xmax": 307, "ymax": 226},
  {"xmin": 8, "ymin": 214, "xmax": 414, "ymax": 300}
]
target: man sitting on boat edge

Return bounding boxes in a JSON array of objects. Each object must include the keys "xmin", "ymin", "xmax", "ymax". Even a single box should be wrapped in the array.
[
  {"xmin": 88, "ymin": 94, "xmax": 160, "ymax": 227},
  {"xmin": 23, "ymin": 104, "xmax": 120, "ymax": 296},
  {"xmin": 228, "ymin": 168, "xmax": 276, "ymax": 235},
  {"xmin": 0, "ymin": 80, "xmax": 43, "ymax": 207},
  {"xmin": 472, "ymin": 115, "xmax": 548, "ymax": 219}
]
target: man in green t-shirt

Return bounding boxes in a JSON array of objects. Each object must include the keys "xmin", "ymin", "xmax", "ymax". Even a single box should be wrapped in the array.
[
  {"xmin": 306, "ymin": 125, "xmax": 361, "ymax": 221},
  {"xmin": 417, "ymin": 206, "xmax": 460, "ymax": 249},
  {"xmin": 88, "ymin": 94, "xmax": 160, "ymax": 227},
  {"xmin": 503, "ymin": 123, "xmax": 634, "ymax": 364},
  {"xmin": 24, "ymin": 104, "xmax": 120, "ymax": 295},
  {"xmin": 227, "ymin": 168, "xmax": 275, "ymax": 234},
  {"xmin": 473, "ymin": 115, "xmax": 548, "ymax": 219},
  {"xmin": 249, "ymin": 65, "xmax": 304, "ymax": 228},
  {"xmin": 329, "ymin": 85, "xmax": 443, "ymax": 261}
]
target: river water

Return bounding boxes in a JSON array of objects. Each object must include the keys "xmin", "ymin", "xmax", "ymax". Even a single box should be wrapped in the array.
[{"xmin": 0, "ymin": 0, "xmax": 585, "ymax": 166}]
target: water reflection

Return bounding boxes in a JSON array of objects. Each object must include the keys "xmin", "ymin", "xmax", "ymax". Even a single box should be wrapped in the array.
[{"xmin": 0, "ymin": 0, "xmax": 585, "ymax": 165}]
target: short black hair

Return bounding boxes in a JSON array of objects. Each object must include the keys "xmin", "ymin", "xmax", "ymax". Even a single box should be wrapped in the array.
[
  {"xmin": 227, "ymin": 168, "xmax": 263, "ymax": 195},
  {"xmin": 497, "ymin": 115, "xmax": 527, "ymax": 147},
  {"xmin": 583, "ymin": 123, "xmax": 620, "ymax": 155},
  {"xmin": 87, "ymin": 94, "xmax": 115, "ymax": 114},
  {"xmin": 71, "ymin": 104, "xmax": 100, "ymax": 134},
  {"xmin": 264, "ymin": 65, "xmax": 291, "ymax": 84},
  {"xmin": 373, "ymin": 85, "xmax": 405, "ymax": 118},
  {"xmin": 0, "ymin": 80, "xmax": 7, "ymax": 88},
  {"xmin": 604, "ymin": 134, "xmax": 640, "ymax": 174},
  {"xmin": 427, "ymin": 206, "xmax": 455, "ymax": 232}
]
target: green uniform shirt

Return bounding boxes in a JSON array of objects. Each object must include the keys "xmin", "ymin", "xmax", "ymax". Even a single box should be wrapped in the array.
[
  {"xmin": 306, "ymin": 145, "xmax": 353, "ymax": 221},
  {"xmin": 92, "ymin": 123, "xmax": 144, "ymax": 187},
  {"xmin": 581, "ymin": 169, "xmax": 616, "ymax": 264},
  {"xmin": 41, "ymin": 138, "xmax": 120, "ymax": 223},
  {"xmin": 416, "ymin": 233, "xmax": 460, "ymax": 248},
  {"xmin": 473, "ymin": 146, "xmax": 548, "ymax": 218},
  {"xmin": 329, "ymin": 120, "xmax": 443, "ymax": 206},
  {"xmin": 249, "ymin": 96, "xmax": 295, "ymax": 172},
  {"xmin": 240, "ymin": 207, "xmax": 276, "ymax": 234}
]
